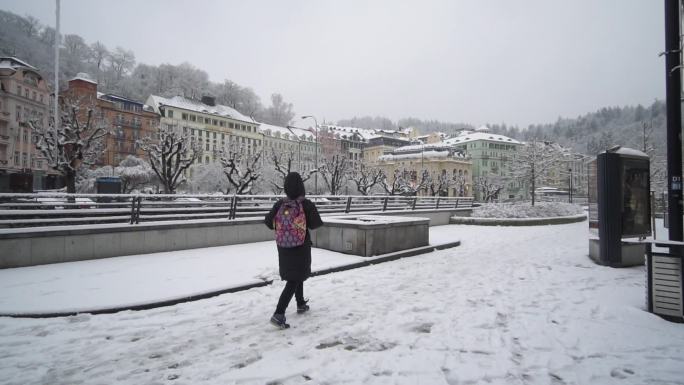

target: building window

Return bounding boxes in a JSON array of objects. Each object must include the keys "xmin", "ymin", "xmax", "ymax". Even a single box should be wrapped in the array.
[
  {"xmin": 229, "ymin": 123, "xmax": 234, "ymax": 128},
  {"xmin": 16, "ymin": 106, "xmax": 21, "ymax": 122},
  {"xmin": 205, "ymin": 143, "xmax": 209, "ymax": 151},
  {"xmin": 168, "ymin": 110, "xmax": 174, "ymax": 119},
  {"xmin": 190, "ymin": 115, "xmax": 196, "ymax": 122},
  {"xmin": 14, "ymin": 152, "xmax": 19, "ymax": 165},
  {"xmin": 213, "ymin": 132, "xmax": 216, "ymax": 139}
]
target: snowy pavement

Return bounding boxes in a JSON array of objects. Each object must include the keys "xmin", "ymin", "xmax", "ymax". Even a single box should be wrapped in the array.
[
  {"xmin": 1, "ymin": 221, "xmax": 684, "ymax": 384},
  {"xmin": 0, "ymin": 242, "xmax": 371, "ymax": 315}
]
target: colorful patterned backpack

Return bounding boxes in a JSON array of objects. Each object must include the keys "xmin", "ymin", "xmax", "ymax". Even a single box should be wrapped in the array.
[{"xmin": 274, "ymin": 198, "xmax": 307, "ymax": 248}]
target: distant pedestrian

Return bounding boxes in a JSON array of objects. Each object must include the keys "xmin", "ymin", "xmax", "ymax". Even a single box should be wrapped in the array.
[{"xmin": 264, "ymin": 172, "xmax": 323, "ymax": 329}]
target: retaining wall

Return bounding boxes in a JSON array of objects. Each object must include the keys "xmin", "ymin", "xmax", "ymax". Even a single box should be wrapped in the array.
[
  {"xmin": 449, "ymin": 213, "xmax": 587, "ymax": 226},
  {"xmin": 0, "ymin": 207, "xmax": 471, "ymax": 269}
]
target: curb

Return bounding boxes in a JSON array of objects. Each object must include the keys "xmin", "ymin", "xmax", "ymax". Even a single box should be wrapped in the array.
[
  {"xmin": 449, "ymin": 214, "xmax": 587, "ymax": 226},
  {"xmin": 2, "ymin": 240, "xmax": 461, "ymax": 319}
]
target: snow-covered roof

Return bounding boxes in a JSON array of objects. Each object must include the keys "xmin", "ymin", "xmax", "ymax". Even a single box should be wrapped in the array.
[
  {"xmin": 475, "ymin": 125, "xmax": 490, "ymax": 132},
  {"xmin": 258, "ymin": 122, "xmax": 315, "ymax": 141},
  {"xmin": 603, "ymin": 146, "xmax": 648, "ymax": 158},
  {"xmin": 443, "ymin": 131, "xmax": 521, "ymax": 145},
  {"xmin": 322, "ymin": 124, "xmax": 377, "ymax": 140},
  {"xmin": 148, "ymin": 95, "xmax": 256, "ymax": 123},
  {"xmin": 70, "ymin": 72, "xmax": 97, "ymax": 84},
  {"xmin": 0, "ymin": 57, "xmax": 37, "ymax": 70},
  {"xmin": 393, "ymin": 143, "xmax": 453, "ymax": 153},
  {"xmin": 378, "ymin": 150, "xmax": 468, "ymax": 162}
]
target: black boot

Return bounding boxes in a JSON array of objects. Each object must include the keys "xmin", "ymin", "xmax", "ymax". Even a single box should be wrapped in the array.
[
  {"xmin": 270, "ymin": 313, "xmax": 290, "ymax": 329},
  {"xmin": 297, "ymin": 299, "xmax": 310, "ymax": 314}
]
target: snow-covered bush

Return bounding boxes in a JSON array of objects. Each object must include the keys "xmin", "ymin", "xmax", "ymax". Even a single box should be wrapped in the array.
[{"xmin": 473, "ymin": 202, "xmax": 584, "ymax": 218}]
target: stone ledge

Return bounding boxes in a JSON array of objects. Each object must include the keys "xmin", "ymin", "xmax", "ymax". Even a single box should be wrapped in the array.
[{"xmin": 449, "ymin": 213, "xmax": 587, "ymax": 226}]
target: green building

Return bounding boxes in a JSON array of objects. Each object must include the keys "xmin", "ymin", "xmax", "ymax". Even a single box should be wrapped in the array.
[{"xmin": 443, "ymin": 127, "xmax": 525, "ymax": 201}]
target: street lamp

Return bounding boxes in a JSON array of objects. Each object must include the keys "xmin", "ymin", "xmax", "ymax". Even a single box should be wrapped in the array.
[
  {"xmin": 568, "ymin": 168, "xmax": 573, "ymax": 203},
  {"xmin": 285, "ymin": 125, "xmax": 302, "ymax": 171},
  {"xmin": 301, "ymin": 115, "xmax": 319, "ymax": 195}
]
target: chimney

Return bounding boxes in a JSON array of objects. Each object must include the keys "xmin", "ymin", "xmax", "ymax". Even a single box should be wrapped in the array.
[{"xmin": 201, "ymin": 95, "xmax": 216, "ymax": 106}]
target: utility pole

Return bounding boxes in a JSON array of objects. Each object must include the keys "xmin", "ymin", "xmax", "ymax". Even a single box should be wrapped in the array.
[
  {"xmin": 664, "ymin": 0, "xmax": 683, "ymax": 241},
  {"xmin": 54, "ymin": 0, "xmax": 60, "ymax": 133}
]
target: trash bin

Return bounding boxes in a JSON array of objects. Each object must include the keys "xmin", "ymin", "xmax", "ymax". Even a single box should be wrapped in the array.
[
  {"xmin": 95, "ymin": 176, "xmax": 121, "ymax": 203},
  {"xmin": 645, "ymin": 240, "xmax": 684, "ymax": 323}
]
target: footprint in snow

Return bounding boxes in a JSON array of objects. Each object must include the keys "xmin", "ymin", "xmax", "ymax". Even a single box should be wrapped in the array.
[{"xmin": 610, "ymin": 367, "xmax": 635, "ymax": 379}]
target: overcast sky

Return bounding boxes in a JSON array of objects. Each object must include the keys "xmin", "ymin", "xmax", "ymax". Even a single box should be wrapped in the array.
[{"xmin": 2, "ymin": 0, "xmax": 665, "ymax": 127}]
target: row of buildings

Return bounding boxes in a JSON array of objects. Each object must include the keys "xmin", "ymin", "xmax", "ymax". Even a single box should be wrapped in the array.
[{"xmin": 0, "ymin": 56, "xmax": 587, "ymax": 200}]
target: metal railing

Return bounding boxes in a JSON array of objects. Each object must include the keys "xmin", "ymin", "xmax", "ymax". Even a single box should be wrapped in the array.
[{"xmin": 0, "ymin": 193, "xmax": 474, "ymax": 229}]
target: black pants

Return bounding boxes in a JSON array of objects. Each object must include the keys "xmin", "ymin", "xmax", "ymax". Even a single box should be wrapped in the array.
[{"xmin": 275, "ymin": 280, "xmax": 304, "ymax": 315}]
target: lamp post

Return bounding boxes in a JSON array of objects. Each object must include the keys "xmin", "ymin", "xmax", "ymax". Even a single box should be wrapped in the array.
[
  {"xmin": 285, "ymin": 125, "xmax": 302, "ymax": 171},
  {"xmin": 568, "ymin": 168, "xmax": 573, "ymax": 203},
  {"xmin": 301, "ymin": 115, "xmax": 319, "ymax": 195}
]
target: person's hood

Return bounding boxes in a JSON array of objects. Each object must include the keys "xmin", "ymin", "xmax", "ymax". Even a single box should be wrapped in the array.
[{"xmin": 284, "ymin": 172, "xmax": 305, "ymax": 199}]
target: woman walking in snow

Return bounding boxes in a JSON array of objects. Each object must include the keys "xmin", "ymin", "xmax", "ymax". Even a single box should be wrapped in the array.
[{"xmin": 265, "ymin": 172, "xmax": 323, "ymax": 329}]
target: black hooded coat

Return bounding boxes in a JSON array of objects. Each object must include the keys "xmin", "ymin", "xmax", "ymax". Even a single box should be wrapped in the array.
[{"xmin": 265, "ymin": 173, "xmax": 323, "ymax": 281}]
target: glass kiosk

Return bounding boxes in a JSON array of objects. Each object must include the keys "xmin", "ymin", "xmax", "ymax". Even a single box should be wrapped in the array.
[{"xmin": 588, "ymin": 146, "xmax": 651, "ymax": 267}]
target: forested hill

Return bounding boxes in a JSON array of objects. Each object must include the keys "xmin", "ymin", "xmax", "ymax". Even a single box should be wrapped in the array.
[
  {"xmin": 0, "ymin": 10, "xmax": 295, "ymax": 126},
  {"xmin": 485, "ymin": 100, "xmax": 667, "ymax": 156}
]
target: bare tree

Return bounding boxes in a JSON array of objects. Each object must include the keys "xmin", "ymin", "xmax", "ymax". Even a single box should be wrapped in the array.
[
  {"xmin": 262, "ymin": 93, "xmax": 295, "ymax": 126},
  {"xmin": 510, "ymin": 140, "xmax": 565, "ymax": 205},
  {"xmin": 108, "ymin": 46, "xmax": 136, "ymax": 81},
  {"xmin": 452, "ymin": 173, "xmax": 468, "ymax": 197},
  {"xmin": 31, "ymin": 105, "xmax": 108, "ymax": 194},
  {"xmin": 380, "ymin": 169, "xmax": 404, "ymax": 196},
  {"xmin": 638, "ymin": 121, "xmax": 666, "ymax": 193},
  {"xmin": 475, "ymin": 176, "xmax": 505, "ymax": 202},
  {"xmin": 23, "ymin": 15, "xmax": 41, "ymax": 37},
  {"xmin": 380, "ymin": 168, "xmax": 429, "ymax": 196},
  {"xmin": 138, "ymin": 125, "xmax": 201, "ymax": 194},
  {"xmin": 320, "ymin": 155, "xmax": 349, "ymax": 195},
  {"xmin": 349, "ymin": 164, "xmax": 383, "ymax": 195},
  {"xmin": 220, "ymin": 145, "xmax": 262, "ymax": 195},
  {"xmin": 89, "ymin": 41, "xmax": 109, "ymax": 83},
  {"xmin": 270, "ymin": 147, "xmax": 318, "ymax": 193},
  {"xmin": 401, "ymin": 169, "xmax": 431, "ymax": 196},
  {"xmin": 428, "ymin": 170, "xmax": 452, "ymax": 197}
]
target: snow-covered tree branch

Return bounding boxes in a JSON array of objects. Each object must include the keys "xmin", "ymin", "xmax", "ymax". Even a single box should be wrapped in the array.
[
  {"xmin": 31, "ymin": 104, "xmax": 108, "ymax": 194},
  {"xmin": 220, "ymin": 144, "xmax": 262, "ymax": 195},
  {"xmin": 320, "ymin": 155, "xmax": 350, "ymax": 195},
  {"xmin": 138, "ymin": 125, "xmax": 201, "ymax": 194},
  {"xmin": 510, "ymin": 140, "xmax": 565, "ymax": 205},
  {"xmin": 269, "ymin": 147, "xmax": 319, "ymax": 193},
  {"xmin": 348, "ymin": 164, "xmax": 383, "ymax": 195},
  {"xmin": 475, "ymin": 176, "xmax": 505, "ymax": 202}
]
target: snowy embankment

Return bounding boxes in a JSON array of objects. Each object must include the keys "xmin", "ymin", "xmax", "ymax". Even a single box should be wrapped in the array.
[
  {"xmin": 473, "ymin": 202, "xmax": 585, "ymax": 218},
  {"xmin": 1, "ymin": 221, "xmax": 683, "ymax": 384}
]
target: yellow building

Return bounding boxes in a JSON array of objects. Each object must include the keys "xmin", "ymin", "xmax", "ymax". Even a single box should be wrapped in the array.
[
  {"xmin": 146, "ymin": 95, "xmax": 262, "ymax": 165},
  {"xmin": 259, "ymin": 122, "xmax": 318, "ymax": 171},
  {"xmin": 377, "ymin": 144, "xmax": 472, "ymax": 196}
]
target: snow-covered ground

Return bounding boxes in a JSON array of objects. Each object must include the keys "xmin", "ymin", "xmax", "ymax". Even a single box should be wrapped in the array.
[
  {"xmin": 0, "ymin": 242, "xmax": 369, "ymax": 315},
  {"xmin": 1, "ymin": 221, "xmax": 683, "ymax": 384}
]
